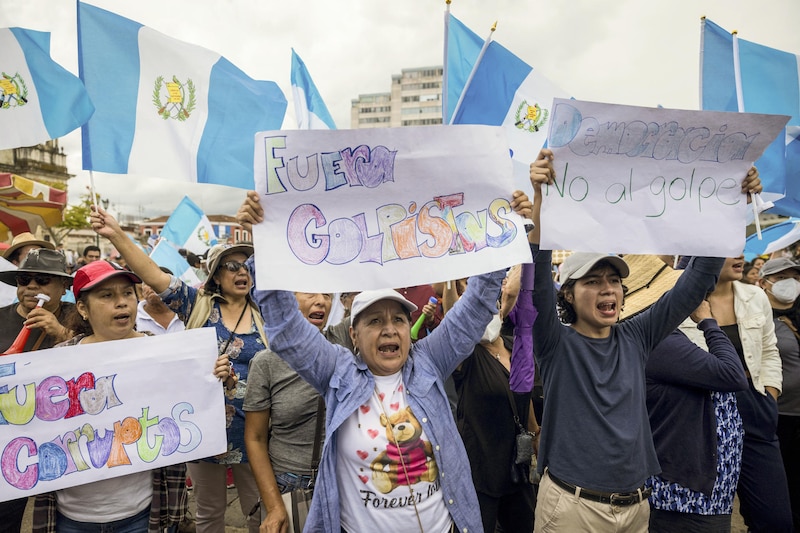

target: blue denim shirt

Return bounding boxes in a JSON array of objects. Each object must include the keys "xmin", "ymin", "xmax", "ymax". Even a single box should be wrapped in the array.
[{"xmin": 249, "ymin": 264, "xmax": 503, "ymax": 533}]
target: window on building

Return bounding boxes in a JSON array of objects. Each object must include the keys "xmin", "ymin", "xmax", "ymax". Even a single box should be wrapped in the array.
[{"xmin": 402, "ymin": 118, "xmax": 443, "ymax": 126}]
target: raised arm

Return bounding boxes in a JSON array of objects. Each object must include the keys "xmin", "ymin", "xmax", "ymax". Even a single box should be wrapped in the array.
[
  {"xmin": 236, "ymin": 190, "xmax": 263, "ymax": 232},
  {"xmin": 90, "ymin": 206, "xmax": 171, "ymax": 293},
  {"xmin": 500, "ymin": 265, "xmax": 521, "ymax": 320},
  {"xmin": 527, "ymin": 148, "xmax": 554, "ymax": 247},
  {"xmin": 647, "ymin": 301, "xmax": 748, "ymax": 391}
]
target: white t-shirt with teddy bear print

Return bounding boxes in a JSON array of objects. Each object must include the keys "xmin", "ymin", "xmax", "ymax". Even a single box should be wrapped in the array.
[{"xmin": 337, "ymin": 371, "xmax": 452, "ymax": 532}]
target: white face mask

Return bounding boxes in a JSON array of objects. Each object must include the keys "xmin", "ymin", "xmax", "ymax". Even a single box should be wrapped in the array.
[
  {"xmin": 769, "ymin": 278, "xmax": 800, "ymax": 304},
  {"xmin": 480, "ymin": 314, "xmax": 503, "ymax": 344}
]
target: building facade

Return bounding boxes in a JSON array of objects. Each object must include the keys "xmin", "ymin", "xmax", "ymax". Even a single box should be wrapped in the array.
[
  {"xmin": 138, "ymin": 214, "xmax": 250, "ymax": 245},
  {"xmin": 351, "ymin": 66, "xmax": 443, "ymax": 128},
  {"xmin": 0, "ymin": 141, "xmax": 73, "ymax": 246},
  {"xmin": 0, "ymin": 140, "xmax": 72, "ymax": 188}
]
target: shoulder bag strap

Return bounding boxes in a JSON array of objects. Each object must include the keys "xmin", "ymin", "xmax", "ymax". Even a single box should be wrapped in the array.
[{"xmin": 503, "ymin": 380, "xmax": 526, "ymax": 431}]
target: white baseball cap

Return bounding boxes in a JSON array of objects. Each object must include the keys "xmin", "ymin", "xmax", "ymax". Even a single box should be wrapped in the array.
[{"xmin": 350, "ymin": 289, "xmax": 418, "ymax": 326}]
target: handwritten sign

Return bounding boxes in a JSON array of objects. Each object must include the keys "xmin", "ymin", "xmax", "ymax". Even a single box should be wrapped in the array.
[
  {"xmin": 252, "ymin": 126, "xmax": 533, "ymax": 292},
  {"xmin": 0, "ymin": 258, "xmax": 15, "ymax": 308},
  {"xmin": 0, "ymin": 328, "xmax": 225, "ymax": 501},
  {"xmin": 543, "ymin": 99, "xmax": 789, "ymax": 256}
]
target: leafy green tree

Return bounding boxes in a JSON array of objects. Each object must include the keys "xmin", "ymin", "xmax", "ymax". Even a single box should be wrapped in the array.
[{"xmin": 47, "ymin": 191, "xmax": 97, "ymax": 246}]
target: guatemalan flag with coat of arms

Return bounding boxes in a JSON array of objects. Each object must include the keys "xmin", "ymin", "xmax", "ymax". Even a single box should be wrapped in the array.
[
  {"xmin": 77, "ymin": 2, "xmax": 287, "ymax": 189},
  {"xmin": 451, "ymin": 28, "xmax": 569, "ymax": 194},
  {"xmin": 0, "ymin": 27, "xmax": 94, "ymax": 150}
]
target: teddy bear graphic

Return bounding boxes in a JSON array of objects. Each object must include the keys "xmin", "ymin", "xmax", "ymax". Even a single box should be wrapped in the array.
[{"xmin": 370, "ymin": 406, "xmax": 438, "ymax": 494}]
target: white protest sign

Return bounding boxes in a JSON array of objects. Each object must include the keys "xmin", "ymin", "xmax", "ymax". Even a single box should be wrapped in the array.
[
  {"xmin": 0, "ymin": 257, "xmax": 15, "ymax": 307},
  {"xmin": 543, "ymin": 99, "xmax": 789, "ymax": 256},
  {"xmin": 252, "ymin": 126, "xmax": 532, "ymax": 292},
  {"xmin": 0, "ymin": 328, "xmax": 225, "ymax": 501}
]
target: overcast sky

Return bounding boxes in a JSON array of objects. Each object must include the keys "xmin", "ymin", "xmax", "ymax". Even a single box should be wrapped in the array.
[{"xmin": 1, "ymin": 0, "xmax": 799, "ymax": 220}]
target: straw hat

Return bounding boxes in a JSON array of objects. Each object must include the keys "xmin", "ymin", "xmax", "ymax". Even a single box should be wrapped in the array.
[
  {"xmin": 552, "ymin": 249, "xmax": 574, "ymax": 266},
  {"xmin": 3, "ymin": 232, "xmax": 54, "ymax": 261},
  {"xmin": 619, "ymin": 255, "xmax": 683, "ymax": 320}
]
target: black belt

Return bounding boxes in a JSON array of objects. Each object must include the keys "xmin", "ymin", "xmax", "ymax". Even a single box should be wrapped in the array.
[{"xmin": 548, "ymin": 471, "xmax": 651, "ymax": 506}]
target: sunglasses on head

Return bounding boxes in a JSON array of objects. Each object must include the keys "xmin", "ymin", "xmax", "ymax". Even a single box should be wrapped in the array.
[
  {"xmin": 16, "ymin": 274, "xmax": 54, "ymax": 286},
  {"xmin": 221, "ymin": 261, "xmax": 248, "ymax": 273}
]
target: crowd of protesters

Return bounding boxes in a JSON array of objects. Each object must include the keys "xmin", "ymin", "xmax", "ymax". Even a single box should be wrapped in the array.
[{"xmin": 1, "ymin": 149, "xmax": 798, "ymax": 533}]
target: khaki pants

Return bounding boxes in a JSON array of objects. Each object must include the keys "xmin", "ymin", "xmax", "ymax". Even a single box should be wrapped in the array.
[
  {"xmin": 187, "ymin": 462, "xmax": 260, "ymax": 533},
  {"xmin": 534, "ymin": 471, "xmax": 649, "ymax": 532}
]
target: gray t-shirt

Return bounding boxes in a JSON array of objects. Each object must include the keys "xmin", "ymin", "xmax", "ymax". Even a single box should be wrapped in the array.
[
  {"xmin": 243, "ymin": 348, "xmax": 324, "ymax": 475},
  {"xmin": 775, "ymin": 318, "xmax": 800, "ymax": 415}
]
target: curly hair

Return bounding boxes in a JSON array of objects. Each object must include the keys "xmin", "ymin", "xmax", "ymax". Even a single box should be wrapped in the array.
[{"xmin": 556, "ymin": 280, "xmax": 577, "ymax": 324}]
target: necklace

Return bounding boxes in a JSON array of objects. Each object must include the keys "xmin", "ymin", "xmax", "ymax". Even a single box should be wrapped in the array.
[{"xmin": 372, "ymin": 383, "xmax": 425, "ymax": 533}]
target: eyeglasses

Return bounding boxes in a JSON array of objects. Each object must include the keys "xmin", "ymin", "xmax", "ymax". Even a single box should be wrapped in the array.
[
  {"xmin": 221, "ymin": 261, "xmax": 248, "ymax": 273},
  {"xmin": 16, "ymin": 274, "xmax": 54, "ymax": 286}
]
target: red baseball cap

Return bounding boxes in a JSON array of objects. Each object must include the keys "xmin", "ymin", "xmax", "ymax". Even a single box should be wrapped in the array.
[{"xmin": 73, "ymin": 260, "xmax": 142, "ymax": 299}]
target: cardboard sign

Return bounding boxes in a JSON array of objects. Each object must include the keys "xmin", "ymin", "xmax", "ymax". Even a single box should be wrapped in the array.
[
  {"xmin": 0, "ymin": 328, "xmax": 226, "ymax": 501},
  {"xmin": 252, "ymin": 126, "xmax": 533, "ymax": 292},
  {"xmin": 543, "ymin": 98, "xmax": 789, "ymax": 256}
]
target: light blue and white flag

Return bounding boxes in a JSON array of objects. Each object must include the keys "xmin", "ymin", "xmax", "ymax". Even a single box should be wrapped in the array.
[
  {"xmin": 701, "ymin": 18, "xmax": 800, "ymax": 215},
  {"xmin": 444, "ymin": 14, "xmax": 484, "ymax": 124},
  {"xmin": 291, "ymin": 49, "xmax": 336, "ymax": 130},
  {"xmin": 159, "ymin": 196, "xmax": 217, "ymax": 256},
  {"xmin": 149, "ymin": 239, "xmax": 202, "ymax": 288},
  {"xmin": 77, "ymin": 2, "xmax": 286, "ymax": 189},
  {"xmin": 452, "ymin": 40, "xmax": 568, "ymax": 190},
  {"xmin": 0, "ymin": 27, "xmax": 94, "ymax": 150}
]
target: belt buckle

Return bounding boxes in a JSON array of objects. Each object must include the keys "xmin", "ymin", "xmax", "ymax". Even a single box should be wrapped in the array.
[{"xmin": 609, "ymin": 492, "xmax": 636, "ymax": 506}]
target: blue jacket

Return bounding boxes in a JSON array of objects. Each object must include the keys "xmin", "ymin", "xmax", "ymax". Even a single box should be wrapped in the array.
[
  {"xmin": 250, "ymin": 268, "xmax": 504, "ymax": 532},
  {"xmin": 646, "ymin": 320, "xmax": 747, "ymax": 495}
]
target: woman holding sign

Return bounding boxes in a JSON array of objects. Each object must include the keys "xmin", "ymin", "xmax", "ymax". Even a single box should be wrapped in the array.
[
  {"xmin": 89, "ymin": 208, "xmax": 268, "ymax": 533},
  {"xmin": 31, "ymin": 260, "xmax": 232, "ymax": 532},
  {"xmin": 237, "ymin": 189, "xmax": 532, "ymax": 532},
  {"xmin": 526, "ymin": 149, "xmax": 761, "ymax": 533}
]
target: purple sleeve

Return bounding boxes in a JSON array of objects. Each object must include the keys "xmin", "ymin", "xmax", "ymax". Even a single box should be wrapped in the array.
[{"xmin": 509, "ymin": 262, "xmax": 537, "ymax": 393}]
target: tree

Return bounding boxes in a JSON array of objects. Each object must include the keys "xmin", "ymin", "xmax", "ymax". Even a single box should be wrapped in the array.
[{"xmin": 47, "ymin": 191, "xmax": 97, "ymax": 246}]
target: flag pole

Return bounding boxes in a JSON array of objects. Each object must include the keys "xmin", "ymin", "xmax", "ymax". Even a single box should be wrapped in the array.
[
  {"xmin": 732, "ymin": 30, "xmax": 745, "ymax": 114},
  {"xmin": 443, "ymin": 1, "xmax": 452, "ymax": 292},
  {"xmin": 732, "ymin": 29, "xmax": 764, "ymax": 238},
  {"xmin": 448, "ymin": 21, "xmax": 496, "ymax": 125},
  {"xmin": 88, "ymin": 169, "xmax": 98, "ymax": 210},
  {"xmin": 442, "ymin": 0, "xmax": 451, "ymax": 124},
  {"xmin": 699, "ymin": 17, "xmax": 706, "ymax": 111}
]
